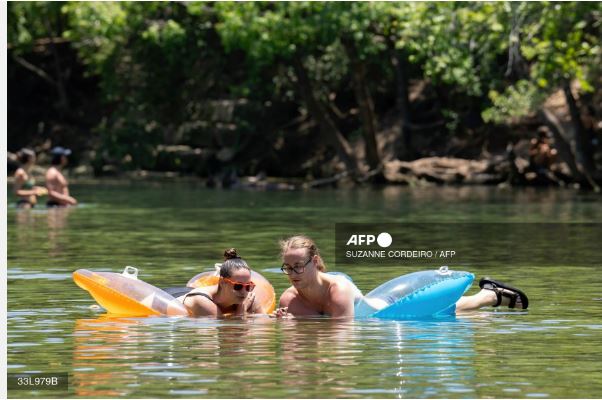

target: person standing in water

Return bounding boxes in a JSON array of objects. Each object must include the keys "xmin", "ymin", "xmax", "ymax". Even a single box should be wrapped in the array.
[
  {"xmin": 13, "ymin": 148, "xmax": 48, "ymax": 208},
  {"xmin": 275, "ymin": 235, "xmax": 528, "ymax": 318},
  {"xmin": 45, "ymin": 146, "xmax": 77, "ymax": 207}
]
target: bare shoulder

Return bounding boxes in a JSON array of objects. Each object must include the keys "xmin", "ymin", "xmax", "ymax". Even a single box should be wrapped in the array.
[
  {"xmin": 278, "ymin": 286, "xmax": 299, "ymax": 307},
  {"xmin": 182, "ymin": 290, "xmax": 219, "ymax": 317},
  {"xmin": 327, "ymin": 275, "xmax": 354, "ymax": 298},
  {"xmin": 325, "ymin": 275, "xmax": 355, "ymax": 317},
  {"xmin": 45, "ymin": 167, "xmax": 57, "ymax": 180},
  {"xmin": 14, "ymin": 168, "xmax": 26, "ymax": 181}
]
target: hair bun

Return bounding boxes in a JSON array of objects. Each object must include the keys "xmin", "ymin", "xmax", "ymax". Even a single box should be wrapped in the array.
[{"xmin": 223, "ymin": 248, "xmax": 239, "ymax": 260}]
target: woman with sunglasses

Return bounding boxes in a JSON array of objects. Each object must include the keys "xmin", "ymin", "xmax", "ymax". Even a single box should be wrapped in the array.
[
  {"xmin": 274, "ymin": 235, "xmax": 529, "ymax": 318},
  {"xmin": 275, "ymin": 235, "xmax": 358, "ymax": 318},
  {"xmin": 176, "ymin": 248, "xmax": 259, "ymax": 317}
]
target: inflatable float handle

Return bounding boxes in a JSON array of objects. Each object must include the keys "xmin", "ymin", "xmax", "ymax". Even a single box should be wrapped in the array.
[
  {"xmin": 121, "ymin": 266, "xmax": 139, "ymax": 280},
  {"xmin": 438, "ymin": 265, "xmax": 451, "ymax": 275}
]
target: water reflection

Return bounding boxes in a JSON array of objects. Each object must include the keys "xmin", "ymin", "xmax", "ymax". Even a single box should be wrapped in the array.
[
  {"xmin": 341, "ymin": 317, "xmax": 478, "ymax": 398},
  {"xmin": 13, "ymin": 208, "xmax": 51, "ymax": 248},
  {"xmin": 70, "ymin": 315, "xmax": 481, "ymax": 397},
  {"xmin": 47, "ymin": 207, "xmax": 72, "ymax": 257},
  {"xmin": 14, "ymin": 209, "xmax": 37, "ymax": 245},
  {"xmin": 72, "ymin": 317, "xmax": 149, "ymax": 397}
]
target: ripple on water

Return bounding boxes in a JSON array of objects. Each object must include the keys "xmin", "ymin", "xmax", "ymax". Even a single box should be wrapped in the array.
[
  {"xmin": 8, "ymin": 268, "xmax": 73, "ymax": 281},
  {"xmin": 169, "ymin": 389, "xmax": 208, "ymax": 395},
  {"xmin": 141, "ymin": 371, "xmax": 195, "ymax": 378}
]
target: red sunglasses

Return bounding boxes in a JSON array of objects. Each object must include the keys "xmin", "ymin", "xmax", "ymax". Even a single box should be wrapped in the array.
[{"xmin": 222, "ymin": 277, "xmax": 256, "ymax": 292}]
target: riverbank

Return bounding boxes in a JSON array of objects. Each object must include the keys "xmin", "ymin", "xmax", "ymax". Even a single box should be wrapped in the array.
[{"xmin": 7, "ymin": 156, "xmax": 597, "ymax": 192}]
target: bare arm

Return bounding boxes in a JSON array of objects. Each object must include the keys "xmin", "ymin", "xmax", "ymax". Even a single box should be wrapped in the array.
[
  {"xmin": 272, "ymin": 289, "xmax": 296, "ymax": 318},
  {"xmin": 183, "ymin": 294, "xmax": 222, "ymax": 317},
  {"xmin": 278, "ymin": 288, "xmax": 296, "ymax": 309},
  {"xmin": 14, "ymin": 171, "xmax": 31, "ymax": 196},
  {"xmin": 46, "ymin": 189, "xmax": 77, "ymax": 205}
]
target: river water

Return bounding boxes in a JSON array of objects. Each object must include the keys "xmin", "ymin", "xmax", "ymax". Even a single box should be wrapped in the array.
[{"xmin": 6, "ymin": 182, "xmax": 602, "ymax": 398}]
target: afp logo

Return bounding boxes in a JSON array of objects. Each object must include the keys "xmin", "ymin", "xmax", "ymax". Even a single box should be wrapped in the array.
[{"xmin": 346, "ymin": 232, "xmax": 393, "ymax": 248}]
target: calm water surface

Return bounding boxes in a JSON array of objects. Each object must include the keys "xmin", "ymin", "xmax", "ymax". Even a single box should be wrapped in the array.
[{"xmin": 7, "ymin": 183, "xmax": 602, "ymax": 398}]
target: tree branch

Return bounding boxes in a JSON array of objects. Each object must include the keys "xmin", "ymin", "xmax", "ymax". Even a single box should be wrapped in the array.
[{"xmin": 12, "ymin": 54, "xmax": 58, "ymax": 87}]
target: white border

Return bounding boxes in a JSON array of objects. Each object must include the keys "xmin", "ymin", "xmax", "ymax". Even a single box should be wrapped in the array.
[{"xmin": 1, "ymin": 1, "xmax": 9, "ymax": 398}]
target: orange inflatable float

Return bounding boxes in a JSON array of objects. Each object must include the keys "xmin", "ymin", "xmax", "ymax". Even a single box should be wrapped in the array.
[{"xmin": 73, "ymin": 266, "xmax": 276, "ymax": 317}]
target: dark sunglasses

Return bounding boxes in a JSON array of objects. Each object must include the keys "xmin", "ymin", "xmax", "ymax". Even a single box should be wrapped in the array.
[{"xmin": 223, "ymin": 277, "xmax": 256, "ymax": 292}]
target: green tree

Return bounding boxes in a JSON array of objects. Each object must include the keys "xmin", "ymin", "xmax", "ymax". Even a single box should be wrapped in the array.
[
  {"xmin": 62, "ymin": 2, "xmax": 240, "ymax": 170},
  {"xmin": 8, "ymin": 2, "xmax": 71, "ymax": 111},
  {"xmin": 484, "ymin": 2, "xmax": 601, "ymax": 188},
  {"xmin": 216, "ymin": 2, "xmax": 363, "ymax": 176}
]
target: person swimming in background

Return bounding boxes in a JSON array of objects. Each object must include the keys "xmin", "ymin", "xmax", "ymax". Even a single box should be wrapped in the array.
[
  {"xmin": 174, "ymin": 248, "xmax": 263, "ymax": 317},
  {"xmin": 274, "ymin": 235, "xmax": 529, "ymax": 318},
  {"xmin": 13, "ymin": 148, "xmax": 48, "ymax": 209},
  {"xmin": 45, "ymin": 146, "xmax": 77, "ymax": 207}
]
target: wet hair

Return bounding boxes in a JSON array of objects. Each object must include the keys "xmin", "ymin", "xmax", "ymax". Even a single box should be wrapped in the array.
[
  {"xmin": 279, "ymin": 235, "xmax": 326, "ymax": 272},
  {"xmin": 219, "ymin": 248, "xmax": 250, "ymax": 278},
  {"xmin": 18, "ymin": 148, "xmax": 35, "ymax": 165}
]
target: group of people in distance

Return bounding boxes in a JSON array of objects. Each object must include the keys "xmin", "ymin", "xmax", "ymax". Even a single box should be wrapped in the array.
[
  {"xmin": 181, "ymin": 235, "xmax": 529, "ymax": 319},
  {"xmin": 13, "ymin": 146, "xmax": 77, "ymax": 208}
]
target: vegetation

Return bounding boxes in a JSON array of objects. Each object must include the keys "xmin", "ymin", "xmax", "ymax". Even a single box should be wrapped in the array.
[{"xmin": 7, "ymin": 2, "xmax": 602, "ymax": 188}]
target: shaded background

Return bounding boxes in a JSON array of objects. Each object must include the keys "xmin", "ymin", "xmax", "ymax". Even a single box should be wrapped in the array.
[{"xmin": 7, "ymin": 2, "xmax": 602, "ymax": 188}]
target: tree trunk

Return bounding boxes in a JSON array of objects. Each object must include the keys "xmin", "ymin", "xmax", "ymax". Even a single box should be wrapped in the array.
[
  {"xmin": 386, "ymin": 38, "xmax": 413, "ymax": 160},
  {"xmin": 42, "ymin": 16, "xmax": 69, "ymax": 112},
  {"xmin": 291, "ymin": 55, "xmax": 360, "ymax": 177},
  {"xmin": 563, "ymin": 83, "xmax": 596, "ymax": 174},
  {"xmin": 341, "ymin": 37, "xmax": 383, "ymax": 180},
  {"xmin": 538, "ymin": 108, "xmax": 599, "ymax": 191}
]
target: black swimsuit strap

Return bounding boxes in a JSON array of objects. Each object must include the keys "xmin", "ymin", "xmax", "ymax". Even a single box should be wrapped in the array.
[{"xmin": 183, "ymin": 291, "xmax": 216, "ymax": 305}]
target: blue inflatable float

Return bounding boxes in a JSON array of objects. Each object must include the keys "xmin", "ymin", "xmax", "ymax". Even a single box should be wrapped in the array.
[{"xmin": 353, "ymin": 266, "xmax": 474, "ymax": 319}]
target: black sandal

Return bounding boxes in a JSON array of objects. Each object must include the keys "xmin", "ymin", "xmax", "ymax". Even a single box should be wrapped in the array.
[{"xmin": 479, "ymin": 277, "xmax": 529, "ymax": 310}]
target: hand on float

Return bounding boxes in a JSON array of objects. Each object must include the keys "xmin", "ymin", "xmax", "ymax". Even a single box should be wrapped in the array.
[{"xmin": 271, "ymin": 307, "xmax": 294, "ymax": 319}]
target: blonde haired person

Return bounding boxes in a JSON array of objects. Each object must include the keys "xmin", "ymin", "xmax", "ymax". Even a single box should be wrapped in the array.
[
  {"xmin": 275, "ymin": 235, "xmax": 528, "ymax": 318},
  {"xmin": 275, "ymin": 235, "xmax": 357, "ymax": 318}
]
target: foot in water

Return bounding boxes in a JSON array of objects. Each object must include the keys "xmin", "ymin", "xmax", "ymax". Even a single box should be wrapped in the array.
[{"xmin": 479, "ymin": 277, "xmax": 529, "ymax": 310}]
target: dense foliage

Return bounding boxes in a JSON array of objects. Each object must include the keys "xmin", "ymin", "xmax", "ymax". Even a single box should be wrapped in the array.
[{"xmin": 7, "ymin": 1, "xmax": 602, "ymax": 184}]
